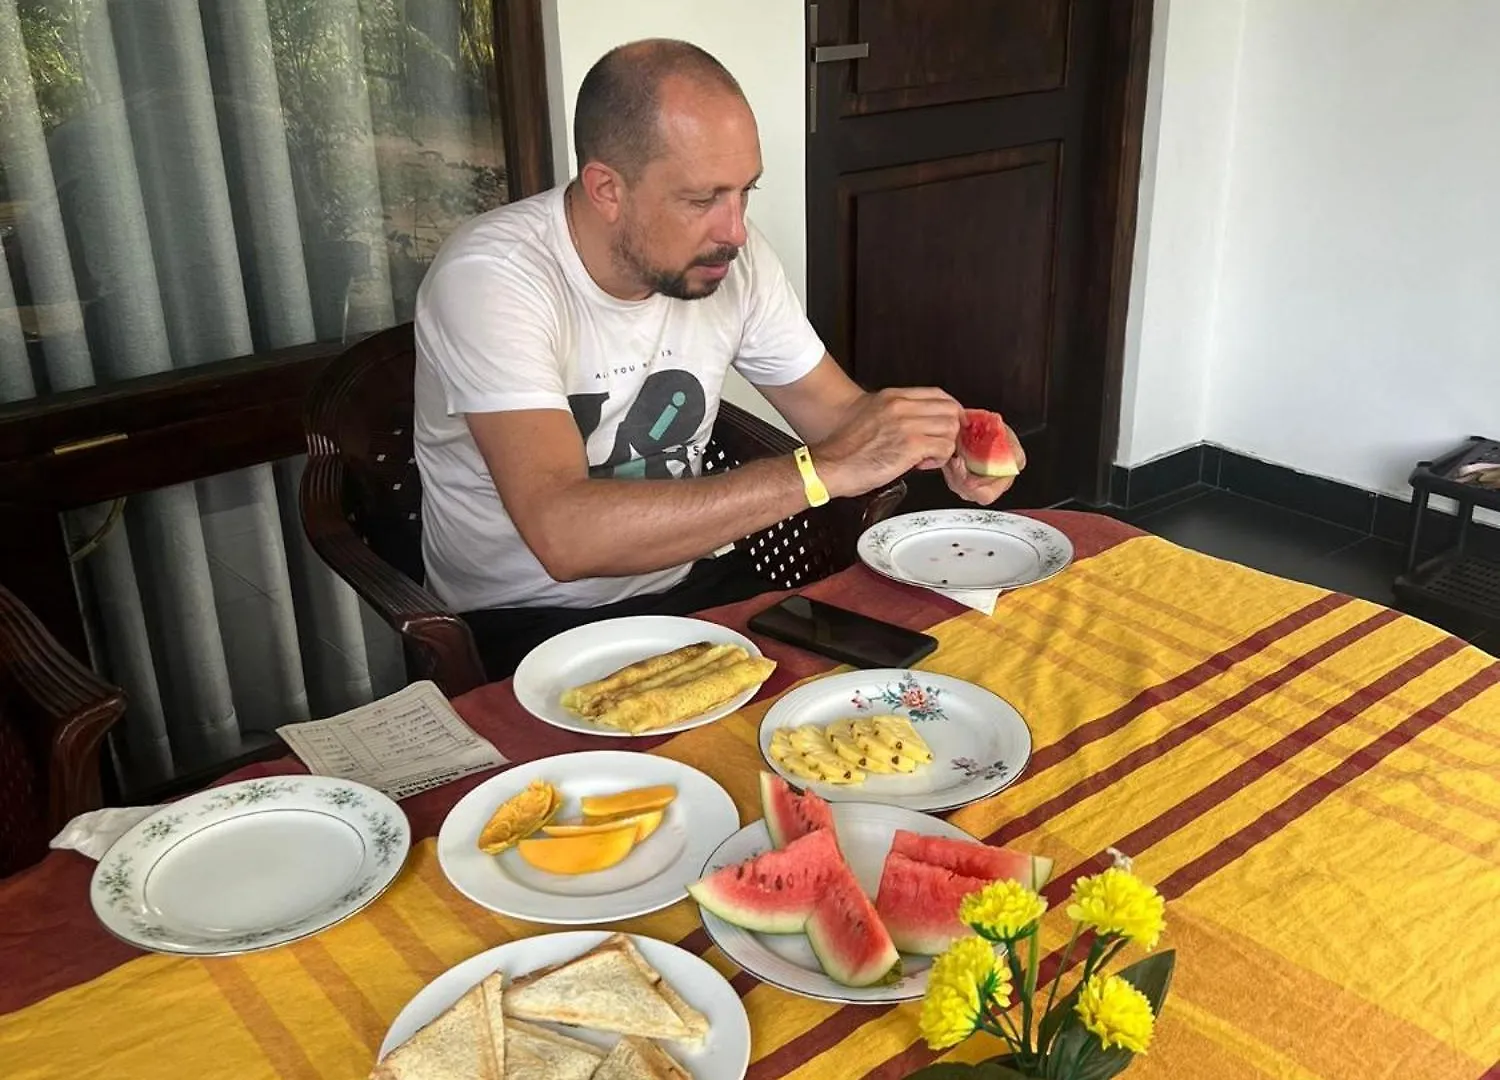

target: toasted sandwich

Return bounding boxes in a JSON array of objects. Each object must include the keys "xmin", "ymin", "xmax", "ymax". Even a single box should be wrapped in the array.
[
  {"xmin": 502, "ymin": 1019, "xmax": 603, "ymax": 1080},
  {"xmin": 501, "ymin": 934, "xmax": 709, "ymax": 1043},
  {"xmin": 371, "ymin": 972, "xmax": 504, "ymax": 1080},
  {"xmin": 592, "ymin": 1036, "xmax": 692, "ymax": 1080}
]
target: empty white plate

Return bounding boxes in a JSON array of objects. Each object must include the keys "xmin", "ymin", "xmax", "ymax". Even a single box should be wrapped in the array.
[
  {"xmin": 695, "ymin": 803, "xmax": 976, "ymax": 1005},
  {"xmin": 378, "ymin": 930, "xmax": 751, "ymax": 1079},
  {"xmin": 437, "ymin": 751, "xmax": 740, "ymax": 924},
  {"xmin": 759, "ymin": 669, "xmax": 1032, "ymax": 812},
  {"xmin": 90, "ymin": 777, "xmax": 408, "ymax": 956},
  {"xmin": 858, "ymin": 510, "xmax": 1073, "ymax": 591},
  {"xmin": 512, "ymin": 615, "xmax": 770, "ymax": 737}
]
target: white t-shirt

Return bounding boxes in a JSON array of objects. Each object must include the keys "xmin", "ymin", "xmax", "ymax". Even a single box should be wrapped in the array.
[{"xmin": 413, "ymin": 186, "xmax": 826, "ymax": 613}]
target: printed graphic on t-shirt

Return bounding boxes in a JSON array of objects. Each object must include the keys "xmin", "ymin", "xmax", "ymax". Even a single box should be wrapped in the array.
[{"xmin": 568, "ymin": 368, "xmax": 707, "ymax": 480}]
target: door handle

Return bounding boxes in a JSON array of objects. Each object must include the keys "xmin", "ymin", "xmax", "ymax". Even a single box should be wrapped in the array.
[
  {"xmin": 813, "ymin": 43, "xmax": 870, "ymax": 64},
  {"xmin": 807, "ymin": 4, "xmax": 869, "ymax": 134}
]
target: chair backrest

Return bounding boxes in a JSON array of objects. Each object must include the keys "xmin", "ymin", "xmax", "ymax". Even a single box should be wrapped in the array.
[
  {"xmin": 303, "ymin": 322, "xmax": 788, "ymax": 592},
  {"xmin": 0, "ymin": 584, "xmax": 125, "ymax": 877},
  {"xmin": 0, "ymin": 685, "xmax": 47, "ymax": 876},
  {"xmin": 304, "ymin": 323, "xmax": 426, "ymax": 583}
]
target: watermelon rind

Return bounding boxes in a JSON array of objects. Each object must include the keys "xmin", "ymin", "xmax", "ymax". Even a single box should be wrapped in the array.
[
  {"xmin": 805, "ymin": 865, "xmax": 902, "ymax": 988},
  {"xmin": 688, "ymin": 828, "xmax": 844, "ymax": 934},
  {"xmin": 890, "ymin": 830, "xmax": 1052, "ymax": 889},
  {"xmin": 759, "ymin": 771, "xmax": 836, "ymax": 850},
  {"xmin": 959, "ymin": 409, "xmax": 1020, "ymax": 478}
]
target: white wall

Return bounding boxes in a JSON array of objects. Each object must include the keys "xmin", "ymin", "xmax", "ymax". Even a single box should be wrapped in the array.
[
  {"xmin": 1115, "ymin": 0, "xmax": 1246, "ymax": 466},
  {"xmin": 1121, "ymin": 0, "xmax": 1500, "ymax": 504},
  {"xmin": 543, "ymin": 0, "xmax": 806, "ymax": 431}
]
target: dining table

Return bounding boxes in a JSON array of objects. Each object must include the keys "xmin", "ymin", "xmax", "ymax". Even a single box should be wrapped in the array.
[{"xmin": 1, "ymin": 509, "xmax": 1496, "ymax": 1080}]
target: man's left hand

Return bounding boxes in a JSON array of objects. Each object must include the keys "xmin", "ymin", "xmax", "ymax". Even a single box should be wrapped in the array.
[{"xmin": 941, "ymin": 424, "xmax": 1027, "ymax": 505}]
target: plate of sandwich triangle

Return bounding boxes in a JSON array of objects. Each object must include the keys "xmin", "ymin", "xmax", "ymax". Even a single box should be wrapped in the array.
[{"xmin": 373, "ymin": 930, "xmax": 750, "ymax": 1080}]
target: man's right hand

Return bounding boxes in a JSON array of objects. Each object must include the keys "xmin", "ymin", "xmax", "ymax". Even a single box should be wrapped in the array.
[{"xmin": 812, "ymin": 387, "xmax": 965, "ymax": 499}]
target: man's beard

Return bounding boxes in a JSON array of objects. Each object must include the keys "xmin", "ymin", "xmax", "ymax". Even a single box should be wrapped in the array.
[{"xmin": 615, "ymin": 223, "xmax": 739, "ymax": 300}]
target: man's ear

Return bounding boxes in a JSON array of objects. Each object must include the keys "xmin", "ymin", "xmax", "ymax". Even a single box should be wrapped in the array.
[{"xmin": 579, "ymin": 162, "xmax": 626, "ymax": 225}]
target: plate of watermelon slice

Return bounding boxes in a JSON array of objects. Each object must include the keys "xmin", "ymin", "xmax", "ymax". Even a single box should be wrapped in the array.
[
  {"xmin": 688, "ymin": 774, "xmax": 1052, "ymax": 1005},
  {"xmin": 857, "ymin": 509, "xmax": 1074, "ymax": 592}
]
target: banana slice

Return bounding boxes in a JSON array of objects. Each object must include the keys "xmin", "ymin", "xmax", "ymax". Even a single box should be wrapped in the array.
[
  {"xmin": 804, "ymin": 749, "xmax": 863, "ymax": 784},
  {"xmin": 789, "ymin": 726, "xmax": 830, "ymax": 753},
  {"xmin": 828, "ymin": 730, "xmax": 898, "ymax": 773},
  {"xmin": 777, "ymin": 751, "xmax": 825, "ymax": 783},
  {"xmin": 876, "ymin": 716, "xmax": 933, "ymax": 762},
  {"xmin": 859, "ymin": 715, "xmax": 934, "ymax": 764}
]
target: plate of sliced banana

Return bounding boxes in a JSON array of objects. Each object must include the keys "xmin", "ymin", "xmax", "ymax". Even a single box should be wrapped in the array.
[{"xmin": 758, "ymin": 669, "xmax": 1031, "ymax": 813}]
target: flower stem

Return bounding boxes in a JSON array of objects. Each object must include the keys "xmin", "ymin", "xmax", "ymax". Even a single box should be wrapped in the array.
[
  {"xmin": 1004, "ymin": 946, "xmax": 1031, "ymax": 1055},
  {"xmin": 1093, "ymin": 937, "xmax": 1129, "ymax": 978},
  {"xmin": 1039, "ymin": 923, "xmax": 1082, "ymax": 1053}
]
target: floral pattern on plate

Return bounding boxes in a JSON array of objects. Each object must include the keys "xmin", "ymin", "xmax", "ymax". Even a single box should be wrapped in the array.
[{"xmin": 850, "ymin": 671, "xmax": 947, "ymax": 722}]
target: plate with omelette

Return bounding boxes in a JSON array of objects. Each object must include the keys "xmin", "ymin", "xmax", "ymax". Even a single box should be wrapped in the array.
[{"xmin": 513, "ymin": 616, "xmax": 777, "ymax": 737}]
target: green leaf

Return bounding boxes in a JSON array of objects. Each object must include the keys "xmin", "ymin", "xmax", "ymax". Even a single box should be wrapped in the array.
[
  {"xmin": 1036, "ymin": 951, "xmax": 1177, "ymax": 1080},
  {"xmin": 905, "ymin": 1064, "xmax": 1035, "ymax": 1080}
]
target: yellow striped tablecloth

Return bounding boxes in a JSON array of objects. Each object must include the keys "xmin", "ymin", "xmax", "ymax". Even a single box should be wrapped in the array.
[{"xmin": 1, "ymin": 514, "xmax": 1496, "ymax": 1080}]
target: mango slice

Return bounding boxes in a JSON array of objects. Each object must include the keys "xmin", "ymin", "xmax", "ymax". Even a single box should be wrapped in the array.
[
  {"xmin": 580, "ymin": 785, "xmax": 677, "ymax": 818},
  {"xmin": 542, "ymin": 808, "xmax": 666, "ymax": 843},
  {"xmin": 516, "ymin": 825, "xmax": 638, "ymax": 874}
]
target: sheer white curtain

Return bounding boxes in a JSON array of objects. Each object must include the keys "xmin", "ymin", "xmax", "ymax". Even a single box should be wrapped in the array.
[{"xmin": 0, "ymin": 0, "xmax": 505, "ymax": 789}]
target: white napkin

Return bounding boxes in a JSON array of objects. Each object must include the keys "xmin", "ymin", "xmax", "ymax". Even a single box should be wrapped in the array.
[
  {"xmin": 50, "ymin": 805, "xmax": 160, "ymax": 861},
  {"xmin": 933, "ymin": 586, "xmax": 1001, "ymax": 616}
]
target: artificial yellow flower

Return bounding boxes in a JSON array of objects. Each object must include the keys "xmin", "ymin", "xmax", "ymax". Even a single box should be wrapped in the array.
[
  {"xmin": 918, "ymin": 936, "xmax": 1011, "ymax": 1050},
  {"xmin": 959, "ymin": 879, "xmax": 1048, "ymax": 940},
  {"xmin": 1066, "ymin": 868, "xmax": 1166, "ymax": 950},
  {"xmin": 1075, "ymin": 975, "xmax": 1155, "ymax": 1054}
]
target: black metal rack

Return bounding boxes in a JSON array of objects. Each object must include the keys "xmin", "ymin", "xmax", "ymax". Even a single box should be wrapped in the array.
[{"xmin": 1394, "ymin": 436, "xmax": 1500, "ymax": 627}]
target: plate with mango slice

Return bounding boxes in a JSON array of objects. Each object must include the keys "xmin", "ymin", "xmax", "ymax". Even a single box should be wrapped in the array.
[
  {"xmin": 758, "ymin": 669, "xmax": 1032, "ymax": 812},
  {"xmin": 438, "ymin": 751, "xmax": 740, "ymax": 924}
]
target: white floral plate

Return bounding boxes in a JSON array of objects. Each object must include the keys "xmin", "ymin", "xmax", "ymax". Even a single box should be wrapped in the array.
[
  {"xmin": 90, "ymin": 777, "xmax": 408, "ymax": 956},
  {"xmin": 378, "ymin": 931, "xmax": 750, "ymax": 1079},
  {"xmin": 513, "ymin": 615, "xmax": 769, "ymax": 737},
  {"xmin": 438, "ymin": 751, "xmax": 740, "ymax": 924},
  {"xmin": 857, "ymin": 510, "xmax": 1074, "ymax": 591},
  {"xmin": 759, "ymin": 669, "xmax": 1031, "ymax": 812},
  {"xmin": 696, "ymin": 803, "xmax": 977, "ymax": 1005}
]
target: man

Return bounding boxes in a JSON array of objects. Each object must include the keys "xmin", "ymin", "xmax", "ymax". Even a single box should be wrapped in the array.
[{"xmin": 414, "ymin": 39, "xmax": 1024, "ymax": 677}]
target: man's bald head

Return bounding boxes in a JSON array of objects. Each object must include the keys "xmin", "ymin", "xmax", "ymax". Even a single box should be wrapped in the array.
[{"xmin": 574, "ymin": 39, "xmax": 746, "ymax": 180}]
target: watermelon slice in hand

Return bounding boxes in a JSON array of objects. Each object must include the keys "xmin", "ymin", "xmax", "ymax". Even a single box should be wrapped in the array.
[{"xmin": 959, "ymin": 409, "xmax": 1021, "ymax": 478}]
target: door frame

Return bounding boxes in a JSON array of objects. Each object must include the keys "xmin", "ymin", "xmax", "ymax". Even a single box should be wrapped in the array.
[
  {"xmin": 804, "ymin": 0, "xmax": 1155, "ymax": 506},
  {"xmin": 0, "ymin": 0, "xmax": 555, "ymax": 656}
]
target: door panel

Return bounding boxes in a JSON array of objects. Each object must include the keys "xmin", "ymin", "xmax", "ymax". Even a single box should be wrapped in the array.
[
  {"xmin": 808, "ymin": 0, "xmax": 1151, "ymax": 509},
  {"xmin": 841, "ymin": 146, "xmax": 1060, "ymax": 427},
  {"xmin": 848, "ymin": 0, "xmax": 1070, "ymax": 113}
]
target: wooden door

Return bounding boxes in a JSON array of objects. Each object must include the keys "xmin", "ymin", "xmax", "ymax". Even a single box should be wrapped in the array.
[{"xmin": 806, "ymin": 0, "xmax": 1151, "ymax": 508}]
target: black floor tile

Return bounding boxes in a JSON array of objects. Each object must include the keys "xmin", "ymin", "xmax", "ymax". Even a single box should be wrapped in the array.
[
  {"xmin": 1132, "ymin": 490, "xmax": 1366, "ymax": 585},
  {"xmin": 1118, "ymin": 484, "xmax": 1214, "ymax": 524},
  {"xmin": 1299, "ymin": 536, "xmax": 1406, "ymax": 606}
]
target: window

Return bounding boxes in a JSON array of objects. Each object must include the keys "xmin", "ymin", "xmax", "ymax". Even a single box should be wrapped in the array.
[{"xmin": 0, "ymin": 0, "xmax": 551, "ymax": 793}]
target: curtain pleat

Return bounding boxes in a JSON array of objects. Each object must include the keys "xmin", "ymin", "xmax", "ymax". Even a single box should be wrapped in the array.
[{"xmin": 0, "ymin": 0, "xmax": 481, "ymax": 790}]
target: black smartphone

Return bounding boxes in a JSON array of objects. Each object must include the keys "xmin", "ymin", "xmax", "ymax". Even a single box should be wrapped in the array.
[{"xmin": 748, "ymin": 595, "xmax": 938, "ymax": 669}]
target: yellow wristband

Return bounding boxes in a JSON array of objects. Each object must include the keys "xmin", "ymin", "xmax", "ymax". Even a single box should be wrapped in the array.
[{"xmin": 794, "ymin": 446, "xmax": 830, "ymax": 508}]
